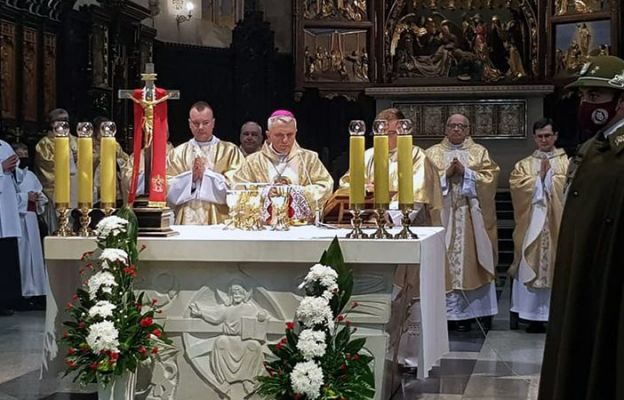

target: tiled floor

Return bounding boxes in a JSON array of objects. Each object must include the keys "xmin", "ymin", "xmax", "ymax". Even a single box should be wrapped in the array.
[{"xmin": 0, "ymin": 281, "xmax": 545, "ymax": 399}]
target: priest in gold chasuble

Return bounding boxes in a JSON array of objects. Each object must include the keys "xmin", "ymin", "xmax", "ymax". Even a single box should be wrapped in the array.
[
  {"xmin": 425, "ymin": 114, "xmax": 499, "ymax": 330},
  {"xmin": 232, "ymin": 110, "xmax": 334, "ymax": 219},
  {"xmin": 167, "ymin": 101, "xmax": 244, "ymax": 225},
  {"xmin": 509, "ymin": 118, "xmax": 568, "ymax": 333},
  {"xmin": 338, "ymin": 108, "xmax": 443, "ymax": 225},
  {"xmin": 33, "ymin": 108, "xmax": 78, "ymax": 235}
]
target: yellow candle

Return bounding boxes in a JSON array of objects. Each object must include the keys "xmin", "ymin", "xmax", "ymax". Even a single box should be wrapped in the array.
[
  {"xmin": 54, "ymin": 137, "xmax": 70, "ymax": 205},
  {"xmin": 100, "ymin": 137, "xmax": 116, "ymax": 205},
  {"xmin": 397, "ymin": 135, "xmax": 414, "ymax": 205},
  {"xmin": 373, "ymin": 134, "xmax": 389, "ymax": 205},
  {"xmin": 349, "ymin": 135, "xmax": 365, "ymax": 206},
  {"xmin": 77, "ymin": 137, "xmax": 93, "ymax": 206}
]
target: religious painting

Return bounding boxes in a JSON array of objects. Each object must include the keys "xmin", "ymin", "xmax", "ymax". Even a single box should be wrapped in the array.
[
  {"xmin": 22, "ymin": 27, "xmax": 38, "ymax": 122},
  {"xmin": 303, "ymin": 0, "xmax": 368, "ymax": 22},
  {"xmin": 0, "ymin": 21, "xmax": 16, "ymax": 120},
  {"xmin": 394, "ymin": 99, "xmax": 527, "ymax": 138},
  {"xmin": 303, "ymin": 28, "xmax": 369, "ymax": 82},
  {"xmin": 553, "ymin": 19, "xmax": 611, "ymax": 78},
  {"xmin": 43, "ymin": 33, "xmax": 57, "ymax": 115},
  {"xmin": 384, "ymin": 0, "xmax": 539, "ymax": 84},
  {"xmin": 554, "ymin": 0, "xmax": 608, "ymax": 16}
]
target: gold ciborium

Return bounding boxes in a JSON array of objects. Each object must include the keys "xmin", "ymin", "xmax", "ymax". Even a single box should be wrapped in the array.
[{"xmin": 269, "ymin": 185, "xmax": 290, "ymax": 231}]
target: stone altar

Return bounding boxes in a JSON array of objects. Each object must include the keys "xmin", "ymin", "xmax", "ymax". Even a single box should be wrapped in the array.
[{"xmin": 43, "ymin": 225, "xmax": 448, "ymax": 400}]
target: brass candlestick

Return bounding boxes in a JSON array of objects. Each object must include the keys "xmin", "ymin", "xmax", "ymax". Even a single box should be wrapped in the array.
[
  {"xmin": 102, "ymin": 203, "xmax": 115, "ymax": 217},
  {"xmin": 346, "ymin": 205, "xmax": 368, "ymax": 239},
  {"xmin": 393, "ymin": 206, "xmax": 419, "ymax": 239},
  {"xmin": 372, "ymin": 204, "xmax": 392, "ymax": 239},
  {"xmin": 77, "ymin": 204, "xmax": 93, "ymax": 236},
  {"xmin": 55, "ymin": 204, "xmax": 74, "ymax": 236}
]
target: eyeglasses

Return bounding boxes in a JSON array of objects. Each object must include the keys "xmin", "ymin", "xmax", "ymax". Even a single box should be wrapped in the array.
[
  {"xmin": 190, "ymin": 119, "xmax": 214, "ymax": 128},
  {"xmin": 447, "ymin": 123, "xmax": 468, "ymax": 130}
]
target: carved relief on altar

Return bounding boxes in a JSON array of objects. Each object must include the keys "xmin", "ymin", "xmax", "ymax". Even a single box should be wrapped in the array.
[
  {"xmin": 0, "ymin": 21, "xmax": 17, "ymax": 119},
  {"xmin": 304, "ymin": 0, "xmax": 368, "ymax": 22},
  {"xmin": 183, "ymin": 280, "xmax": 285, "ymax": 399},
  {"xmin": 22, "ymin": 27, "xmax": 38, "ymax": 122},
  {"xmin": 384, "ymin": 0, "xmax": 539, "ymax": 84},
  {"xmin": 394, "ymin": 99, "xmax": 526, "ymax": 138},
  {"xmin": 43, "ymin": 33, "xmax": 57, "ymax": 115},
  {"xmin": 304, "ymin": 28, "xmax": 369, "ymax": 82},
  {"xmin": 91, "ymin": 23, "xmax": 110, "ymax": 88}
]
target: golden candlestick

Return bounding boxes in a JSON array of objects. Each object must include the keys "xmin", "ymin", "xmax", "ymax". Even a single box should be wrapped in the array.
[
  {"xmin": 372, "ymin": 204, "xmax": 392, "ymax": 239},
  {"xmin": 393, "ymin": 206, "xmax": 419, "ymax": 239},
  {"xmin": 346, "ymin": 204, "xmax": 368, "ymax": 239},
  {"xmin": 55, "ymin": 205, "xmax": 73, "ymax": 237}
]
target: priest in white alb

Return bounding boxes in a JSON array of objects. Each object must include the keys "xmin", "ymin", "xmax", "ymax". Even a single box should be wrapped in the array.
[
  {"xmin": 167, "ymin": 101, "xmax": 244, "ymax": 224},
  {"xmin": 0, "ymin": 139, "xmax": 22, "ymax": 315},
  {"xmin": 425, "ymin": 114, "xmax": 500, "ymax": 332},
  {"xmin": 13, "ymin": 143, "xmax": 48, "ymax": 298},
  {"xmin": 509, "ymin": 118, "xmax": 569, "ymax": 333},
  {"xmin": 232, "ymin": 110, "xmax": 334, "ymax": 221}
]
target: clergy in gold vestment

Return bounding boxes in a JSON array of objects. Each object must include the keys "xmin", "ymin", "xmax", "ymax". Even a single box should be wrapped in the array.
[
  {"xmin": 167, "ymin": 101, "xmax": 244, "ymax": 225},
  {"xmin": 426, "ymin": 114, "xmax": 499, "ymax": 331},
  {"xmin": 338, "ymin": 108, "xmax": 442, "ymax": 225},
  {"xmin": 232, "ymin": 110, "xmax": 334, "ymax": 217},
  {"xmin": 34, "ymin": 108, "xmax": 78, "ymax": 235},
  {"xmin": 509, "ymin": 118, "xmax": 568, "ymax": 333}
]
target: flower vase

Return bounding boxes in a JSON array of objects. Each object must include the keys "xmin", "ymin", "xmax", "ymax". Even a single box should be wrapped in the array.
[{"xmin": 97, "ymin": 371, "xmax": 136, "ymax": 400}]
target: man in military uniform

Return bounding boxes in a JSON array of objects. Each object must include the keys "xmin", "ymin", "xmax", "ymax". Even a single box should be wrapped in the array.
[{"xmin": 539, "ymin": 55, "xmax": 624, "ymax": 399}]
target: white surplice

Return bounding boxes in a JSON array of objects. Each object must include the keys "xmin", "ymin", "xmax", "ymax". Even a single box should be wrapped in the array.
[
  {"xmin": 0, "ymin": 140, "xmax": 21, "ymax": 239},
  {"xmin": 15, "ymin": 168, "xmax": 48, "ymax": 297}
]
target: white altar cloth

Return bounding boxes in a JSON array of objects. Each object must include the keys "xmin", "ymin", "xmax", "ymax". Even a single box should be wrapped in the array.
[{"xmin": 43, "ymin": 225, "xmax": 448, "ymax": 399}]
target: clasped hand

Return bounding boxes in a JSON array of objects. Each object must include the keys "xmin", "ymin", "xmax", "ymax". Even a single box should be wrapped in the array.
[
  {"xmin": 192, "ymin": 157, "xmax": 205, "ymax": 182},
  {"xmin": 446, "ymin": 158, "xmax": 465, "ymax": 177}
]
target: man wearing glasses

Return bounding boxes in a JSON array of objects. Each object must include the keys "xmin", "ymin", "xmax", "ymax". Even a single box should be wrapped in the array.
[
  {"xmin": 508, "ymin": 118, "xmax": 569, "ymax": 334},
  {"xmin": 166, "ymin": 101, "xmax": 244, "ymax": 224},
  {"xmin": 426, "ymin": 114, "xmax": 500, "ymax": 332}
]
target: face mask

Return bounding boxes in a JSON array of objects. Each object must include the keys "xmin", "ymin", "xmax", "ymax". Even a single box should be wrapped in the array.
[
  {"xmin": 577, "ymin": 98, "xmax": 619, "ymax": 138},
  {"xmin": 18, "ymin": 158, "xmax": 30, "ymax": 169}
]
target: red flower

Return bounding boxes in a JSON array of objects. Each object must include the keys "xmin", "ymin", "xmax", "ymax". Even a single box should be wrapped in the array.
[
  {"xmin": 65, "ymin": 302, "xmax": 73, "ymax": 310},
  {"xmin": 151, "ymin": 347, "xmax": 159, "ymax": 354},
  {"xmin": 352, "ymin": 353, "xmax": 360, "ymax": 360},
  {"xmin": 71, "ymin": 294, "xmax": 78, "ymax": 301},
  {"xmin": 63, "ymin": 331, "xmax": 69, "ymax": 339},
  {"xmin": 152, "ymin": 328, "xmax": 162, "ymax": 338},
  {"xmin": 109, "ymin": 352, "xmax": 119, "ymax": 362},
  {"xmin": 275, "ymin": 338, "xmax": 287, "ymax": 351},
  {"xmin": 138, "ymin": 345, "xmax": 147, "ymax": 354},
  {"xmin": 151, "ymin": 299, "xmax": 158, "ymax": 306},
  {"xmin": 123, "ymin": 265, "xmax": 137, "ymax": 277},
  {"xmin": 89, "ymin": 362, "xmax": 98, "ymax": 371},
  {"xmin": 65, "ymin": 359, "xmax": 76, "ymax": 368},
  {"xmin": 340, "ymin": 363, "xmax": 347, "ymax": 371},
  {"xmin": 78, "ymin": 321, "xmax": 86, "ymax": 329},
  {"xmin": 67, "ymin": 348, "xmax": 76, "ymax": 356},
  {"xmin": 337, "ymin": 314, "xmax": 345, "ymax": 322},
  {"xmin": 286, "ymin": 322, "xmax": 295, "ymax": 330},
  {"xmin": 140, "ymin": 317, "xmax": 154, "ymax": 328},
  {"xmin": 80, "ymin": 251, "xmax": 94, "ymax": 261}
]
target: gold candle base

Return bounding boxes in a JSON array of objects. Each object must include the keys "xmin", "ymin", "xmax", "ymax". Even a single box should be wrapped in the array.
[
  {"xmin": 54, "ymin": 205, "xmax": 75, "ymax": 237},
  {"xmin": 372, "ymin": 204, "xmax": 392, "ymax": 239},
  {"xmin": 101, "ymin": 202, "xmax": 115, "ymax": 217},
  {"xmin": 78, "ymin": 205, "xmax": 93, "ymax": 237},
  {"xmin": 394, "ymin": 206, "xmax": 419, "ymax": 239},
  {"xmin": 346, "ymin": 205, "xmax": 368, "ymax": 239}
]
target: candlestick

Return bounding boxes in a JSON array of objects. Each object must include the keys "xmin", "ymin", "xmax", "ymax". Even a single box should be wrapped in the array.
[
  {"xmin": 100, "ymin": 121, "xmax": 117, "ymax": 210},
  {"xmin": 371, "ymin": 205, "xmax": 392, "ymax": 239},
  {"xmin": 397, "ymin": 119, "xmax": 414, "ymax": 206},
  {"xmin": 348, "ymin": 120, "xmax": 366, "ymax": 207},
  {"xmin": 373, "ymin": 119, "xmax": 390, "ymax": 206},
  {"xmin": 393, "ymin": 206, "xmax": 419, "ymax": 239},
  {"xmin": 346, "ymin": 205, "xmax": 368, "ymax": 239}
]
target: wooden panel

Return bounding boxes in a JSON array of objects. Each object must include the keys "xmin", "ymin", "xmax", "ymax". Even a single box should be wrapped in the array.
[
  {"xmin": 22, "ymin": 27, "xmax": 38, "ymax": 122},
  {"xmin": 44, "ymin": 32, "xmax": 57, "ymax": 114},
  {"xmin": 0, "ymin": 21, "xmax": 17, "ymax": 119}
]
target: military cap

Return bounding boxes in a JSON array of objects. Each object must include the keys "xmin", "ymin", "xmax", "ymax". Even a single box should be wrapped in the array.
[{"xmin": 566, "ymin": 55, "xmax": 624, "ymax": 90}]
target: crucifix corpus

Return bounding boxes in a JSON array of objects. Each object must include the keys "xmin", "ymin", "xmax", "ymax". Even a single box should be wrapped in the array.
[{"xmin": 119, "ymin": 62, "xmax": 180, "ymax": 236}]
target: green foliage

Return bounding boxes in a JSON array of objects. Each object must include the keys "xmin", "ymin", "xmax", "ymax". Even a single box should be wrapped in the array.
[
  {"xmin": 256, "ymin": 237, "xmax": 375, "ymax": 400},
  {"xmin": 60, "ymin": 207, "xmax": 173, "ymax": 386}
]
